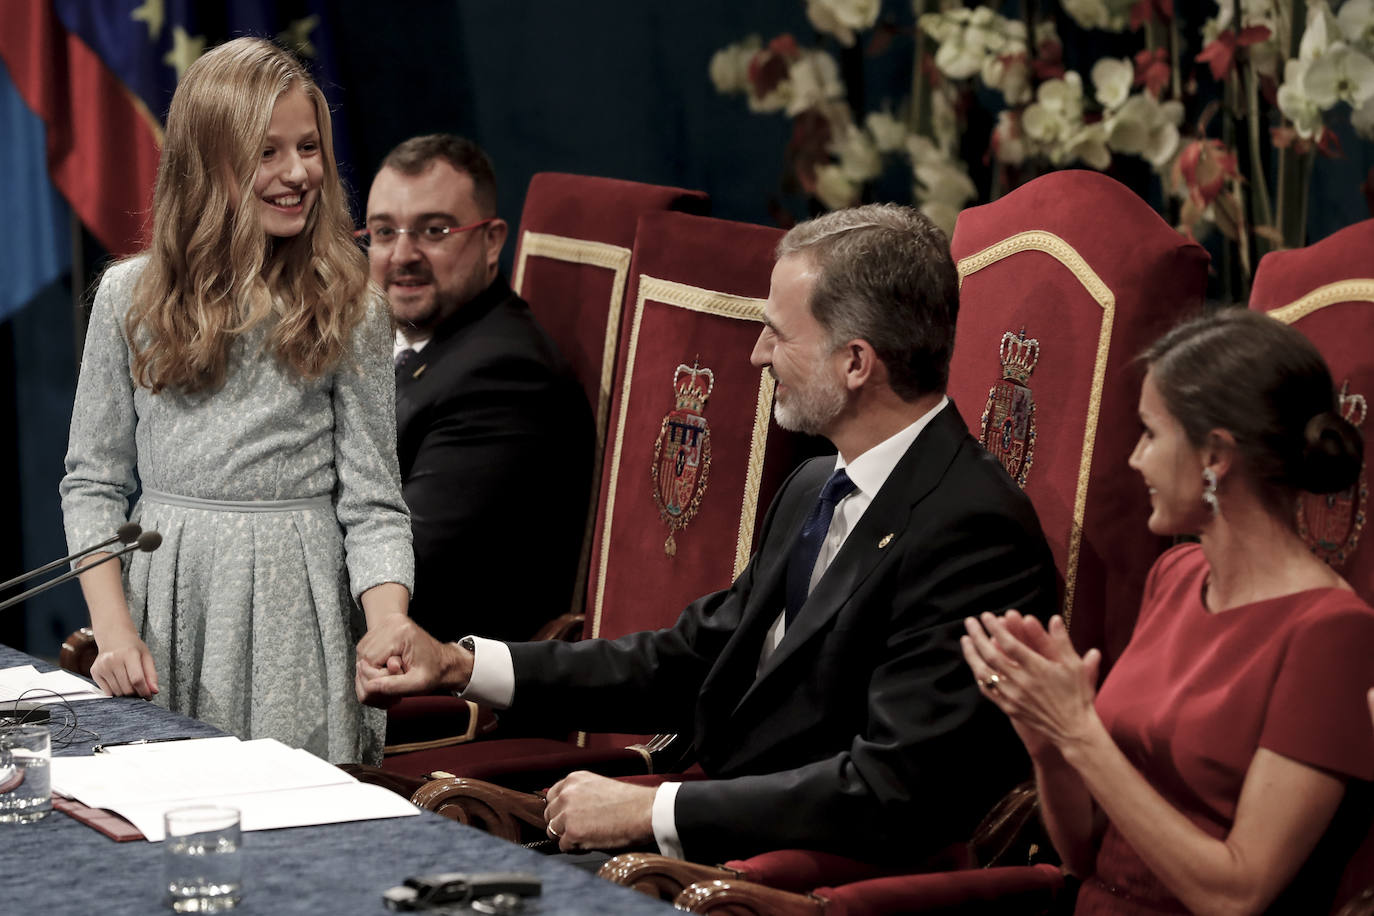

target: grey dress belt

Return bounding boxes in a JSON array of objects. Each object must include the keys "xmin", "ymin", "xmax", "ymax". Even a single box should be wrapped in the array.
[{"xmin": 139, "ymin": 487, "xmax": 332, "ymax": 513}]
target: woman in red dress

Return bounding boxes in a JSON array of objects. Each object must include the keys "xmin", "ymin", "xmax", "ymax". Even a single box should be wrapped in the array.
[{"xmin": 963, "ymin": 308, "xmax": 1372, "ymax": 914}]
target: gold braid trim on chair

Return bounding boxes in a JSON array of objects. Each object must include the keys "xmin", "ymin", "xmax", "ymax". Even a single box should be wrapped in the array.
[
  {"xmin": 675, "ymin": 879, "xmax": 828, "ymax": 915},
  {"xmin": 598, "ymin": 853, "xmax": 744, "ymax": 903},
  {"xmin": 513, "ymin": 231, "xmax": 634, "ymax": 618},
  {"xmin": 582, "ymin": 277, "xmax": 770, "ymax": 751},
  {"xmin": 956, "ymin": 230, "xmax": 1117, "ymax": 628},
  {"xmin": 589, "ymin": 276, "xmax": 769, "ymax": 641},
  {"xmin": 512, "ymin": 230, "xmax": 632, "ymax": 445},
  {"xmin": 1267, "ymin": 280, "xmax": 1374, "ymax": 324},
  {"xmin": 410, "ymin": 777, "xmax": 549, "ymax": 845}
]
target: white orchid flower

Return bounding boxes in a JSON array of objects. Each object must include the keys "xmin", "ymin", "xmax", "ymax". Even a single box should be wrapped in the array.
[
  {"xmin": 1091, "ymin": 57, "xmax": 1134, "ymax": 111},
  {"xmin": 1300, "ymin": 1, "xmax": 1339, "ymax": 62},
  {"xmin": 992, "ymin": 110, "xmax": 1028, "ymax": 165},
  {"xmin": 1066, "ymin": 122, "xmax": 1112, "ymax": 170},
  {"xmin": 785, "ymin": 50, "xmax": 845, "ymax": 116},
  {"xmin": 831, "ymin": 123, "xmax": 884, "ymax": 183},
  {"xmin": 1277, "ymin": 58, "xmax": 1326, "ymax": 138},
  {"xmin": 806, "ymin": 0, "xmax": 881, "ymax": 48},
  {"xmin": 1302, "ymin": 42, "xmax": 1374, "ymax": 108},
  {"xmin": 814, "ymin": 163, "xmax": 861, "ymax": 210},
  {"xmin": 865, "ymin": 110, "xmax": 910, "ymax": 153},
  {"xmin": 1338, "ymin": 0, "xmax": 1374, "ymax": 52},
  {"xmin": 982, "ymin": 52, "xmax": 1032, "ymax": 105},
  {"xmin": 1352, "ymin": 93, "xmax": 1374, "ymax": 139},
  {"xmin": 709, "ymin": 36, "xmax": 762, "ymax": 95},
  {"xmin": 1105, "ymin": 93, "xmax": 1183, "ymax": 167},
  {"xmin": 914, "ymin": 159, "xmax": 977, "ymax": 207}
]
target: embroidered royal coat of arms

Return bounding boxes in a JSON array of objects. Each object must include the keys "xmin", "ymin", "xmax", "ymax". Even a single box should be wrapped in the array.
[
  {"xmin": 651, "ymin": 361, "xmax": 714, "ymax": 556},
  {"xmin": 979, "ymin": 329, "xmax": 1039, "ymax": 488},
  {"xmin": 1297, "ymin": 381, "xmax": 1367, "ymax": 569}
]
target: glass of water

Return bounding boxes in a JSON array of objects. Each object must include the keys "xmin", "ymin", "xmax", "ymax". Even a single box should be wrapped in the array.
[
  {"xmin": 0, "ymin": 724, "xmax": 51, "ymax": 823},
  {"xmin": 162, "ymin": 805, "xmax": 243, "ymax": 912}
]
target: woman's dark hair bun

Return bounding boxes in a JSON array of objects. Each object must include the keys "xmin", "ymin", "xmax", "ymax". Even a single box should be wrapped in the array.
[{"xmin": 1298, "ymin": 411, "xmax": 1364, "ymax": 494}]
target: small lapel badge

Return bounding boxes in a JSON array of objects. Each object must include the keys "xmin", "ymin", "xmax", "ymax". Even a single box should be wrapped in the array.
[
  {"xmin": 878, "ymin": 533, "xmax": 894, "ymax": 549},
  {"xmin": 412, "ymin": 364, "xmax": 427, "ymax": 379}
]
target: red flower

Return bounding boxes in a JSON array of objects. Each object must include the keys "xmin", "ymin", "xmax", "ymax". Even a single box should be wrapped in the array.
[
  {"xmin": 1175, "ymin": 138, "xmax": 1239, "ymax": 206},
  {"xmin": 1130, "ymin": 0, "xmax": 1173, "ymax": 31},
  {"xmin": 1134, "ymin": 48, "xmax": 1171, "ymax": 97},
  {"xmin": 1195, "ymin": 26, "xmax": 1272, "ymax": 82}
]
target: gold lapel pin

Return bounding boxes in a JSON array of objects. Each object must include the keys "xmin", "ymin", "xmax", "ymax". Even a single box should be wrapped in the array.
[
  {"xmin": 878, "ymin": 533, "xmax": 893, "ymax": 548},
  {"xmin": 412, "ymin": 364, "xmax": 427, "ymax": 379}
]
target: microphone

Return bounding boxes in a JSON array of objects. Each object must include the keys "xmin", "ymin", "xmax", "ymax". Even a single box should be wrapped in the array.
[
  {"xmin": 0, "ymin": 523, "xmax": 142, "ymax": 594},
  {"xmin": 0, "ymin": 532, "xmax": 161, "ymax": 613}
]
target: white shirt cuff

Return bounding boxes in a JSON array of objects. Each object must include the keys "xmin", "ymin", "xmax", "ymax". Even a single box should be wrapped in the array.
[
  {"xmin": 458, "ymin": 636, "xmax": 515, "ymax": 709},
  {"xmin": 651, "ymin": 782, "xmax": 685, "ymax": 859}
]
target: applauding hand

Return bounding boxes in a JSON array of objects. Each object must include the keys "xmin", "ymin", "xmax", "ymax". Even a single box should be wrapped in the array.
[{"xmin": 961, "ymin": 612, "xmax": 1101, "ymax": 758}]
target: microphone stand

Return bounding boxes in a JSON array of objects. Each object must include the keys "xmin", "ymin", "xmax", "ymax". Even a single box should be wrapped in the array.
[
  {"xmin": 0, "ymin": 533, "xmax": 161, "ymax": 613},
  {"xmin": 0, "ymin": 523, "xmax": 142, "ymax": 594}
]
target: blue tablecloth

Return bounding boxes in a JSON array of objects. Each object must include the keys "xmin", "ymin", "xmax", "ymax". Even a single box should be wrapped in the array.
[{"xmin": 0, "ymin": 644, "xmax": 673, "ymax": 915}]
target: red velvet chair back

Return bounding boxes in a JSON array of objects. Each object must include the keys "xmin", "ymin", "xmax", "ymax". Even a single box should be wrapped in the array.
[
  {"xmin": 949, "ymin": 170, "xmax": 1209, "ymax": 665},
  {"xmin": 1249, "ymin": 219, "xmax": 1374, "ymax": 605},
  {"xmin": 1249, "ymin": 219, "xmax": 1374, "ymax": 914},
  {"xmin": 580, "ymin": 210, "xmax": 812, "ymax": 751},
  {"xmin": 513, "ymin": 173, "xmax": 710, "ymax": 446}
]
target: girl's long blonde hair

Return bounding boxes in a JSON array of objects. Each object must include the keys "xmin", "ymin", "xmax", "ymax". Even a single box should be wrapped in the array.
[{"xmin": 128, "ymin": 37, "xmax": 368, "ymax": 394}]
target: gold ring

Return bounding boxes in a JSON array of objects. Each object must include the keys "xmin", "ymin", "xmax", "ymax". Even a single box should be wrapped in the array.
[{"xmin": 983, "ymin": 673, "xmax": 1001, "ymax": 691}]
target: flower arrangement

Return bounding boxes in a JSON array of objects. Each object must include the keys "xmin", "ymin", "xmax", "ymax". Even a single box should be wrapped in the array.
[{"xmin": 711, "ymin": 0, "xmax": 1374, "ymax": 295}]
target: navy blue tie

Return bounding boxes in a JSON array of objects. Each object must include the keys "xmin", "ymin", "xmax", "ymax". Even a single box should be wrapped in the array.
[
  {"xmin": 785, "ymin": 469, "xmax": 857, "ymax": 629},
  {"xmin": 395, "ymin": 348, "xmax": 418, "ymax": 375}
]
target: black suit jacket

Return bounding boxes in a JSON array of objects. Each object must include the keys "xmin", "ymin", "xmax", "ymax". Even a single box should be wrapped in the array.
[
  {"xmin": 506, "ymin": 402, "xmax": 1057, "ymax": 864},
  {"xmin": 397, "ymin": 277, "xmax": 594, "ymax": 643}
]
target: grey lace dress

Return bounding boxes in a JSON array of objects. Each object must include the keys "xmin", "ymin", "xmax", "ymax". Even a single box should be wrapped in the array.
[{"xmin": 60, "ymin": 258, "xmax": 413, "ymax": 764}]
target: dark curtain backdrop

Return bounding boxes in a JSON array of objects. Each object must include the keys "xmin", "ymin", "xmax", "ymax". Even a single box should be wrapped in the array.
[{"xmin": 4, "ymin": 0, "xmax": 1371, "ymax": 657}]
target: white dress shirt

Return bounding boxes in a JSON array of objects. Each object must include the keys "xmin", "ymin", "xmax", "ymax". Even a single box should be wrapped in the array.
[
  {"xmin": 461, "ymin": 397, "xmax": 951, "ymax": 858},
  {"xmin": 393, "ymin": 330, "xmax": 431, "ymax": 362}
]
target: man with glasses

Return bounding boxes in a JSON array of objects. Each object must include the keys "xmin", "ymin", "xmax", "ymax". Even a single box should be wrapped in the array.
[{"xmin": 363, "ymin": 134, "xmax": 593, "ymax": 643}]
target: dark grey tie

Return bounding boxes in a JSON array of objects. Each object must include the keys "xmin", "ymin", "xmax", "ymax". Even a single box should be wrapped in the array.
[{"xmin": 395, "ymin": 348, "xmax": 418, "ymax": 374}]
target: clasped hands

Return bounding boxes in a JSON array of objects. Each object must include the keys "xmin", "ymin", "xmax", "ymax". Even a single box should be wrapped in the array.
[{"xmin": 960, "ymin": 610, "xmax": 1102, "ymax": 757}]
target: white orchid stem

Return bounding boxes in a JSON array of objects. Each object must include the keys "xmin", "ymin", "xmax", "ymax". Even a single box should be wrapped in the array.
[{"xmin": 1244, "ymin": 59, "xmax": 1274, "ymax": 233}]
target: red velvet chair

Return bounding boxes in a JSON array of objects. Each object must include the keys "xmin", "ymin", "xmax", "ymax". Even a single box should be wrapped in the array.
[
  {"xmin": 1249, "ymin": 218, "xmax": 1374, "ymax": 912},
  {"xmin": 1249, "ymin": 218, "xmax": 1374, "ymax": 605},
  {"xmin": 947, "ymin": 169, "xmax": 1208, "ymax": 666},
  {"xmin": 381, "ymin": 176, "xmax": 711, "ymax": 756},
  {"xmin": 379, "ymin": 211, "xmax": 813, "ymax": 791}
]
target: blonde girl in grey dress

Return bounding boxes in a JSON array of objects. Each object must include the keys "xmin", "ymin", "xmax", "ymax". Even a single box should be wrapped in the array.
[{"xmin": 59, "ymin": 38, "xmax": 412, "ymax": 764}]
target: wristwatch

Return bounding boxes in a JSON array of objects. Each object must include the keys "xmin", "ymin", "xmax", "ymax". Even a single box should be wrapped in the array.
[{"xmin": 451, "ymin": 636, "xmax": 475, "ymax": 698}]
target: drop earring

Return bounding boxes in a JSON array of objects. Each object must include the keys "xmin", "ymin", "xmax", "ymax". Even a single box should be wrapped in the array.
[{"xmin": 1201, "ymin": 467, "xmax": 1220, "ymax": 517}]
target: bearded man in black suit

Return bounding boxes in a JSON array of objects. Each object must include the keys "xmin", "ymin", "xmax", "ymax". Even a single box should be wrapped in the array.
[
  {"xmin": 364, "ymin": 135, "xmax": 593, "ymax": 643},
  {"xmin": 357, "ymin": 203, "xmax": 1056, "ymax": 866}
]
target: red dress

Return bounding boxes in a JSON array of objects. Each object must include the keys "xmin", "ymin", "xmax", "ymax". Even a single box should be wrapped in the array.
[{"xmin": 1076, "ymin": 544, "xmax": 1374, "ymax": 914}]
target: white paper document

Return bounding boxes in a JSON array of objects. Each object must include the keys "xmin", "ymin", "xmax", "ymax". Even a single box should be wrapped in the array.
[
  {"xmin": 51, "ymin": 736, "xmax": 419, "ymax": 840},
  {"xmin": 0, "ymin": 664, "xmax": 108, "ymax": 703}
]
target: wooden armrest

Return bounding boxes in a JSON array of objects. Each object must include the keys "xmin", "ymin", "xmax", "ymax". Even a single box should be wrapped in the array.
[
  {"xmin": 411, "ymin": 777, "xmax": 548, "ymax": 845},
  {"xmin": 598, "ymin": 853, "xmax": 741, "ymax": 902},
  {"xmin": 675, "ymin": 879, "xmax": 826, "ymax": 916},
  {"xmin": 530, "ymin": 612, "xmax": 584, "ymax": 642},
  {"xmin": 60, "ymin": 627, "xmax": 98, "ymax": 678},
  {"xmin": 970, "ymin": 780, "xmax": 1045, "ymax": 868},
  {"xmin": 337, "ymin": 763, "xmax": 428, "ymax": 800}
]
